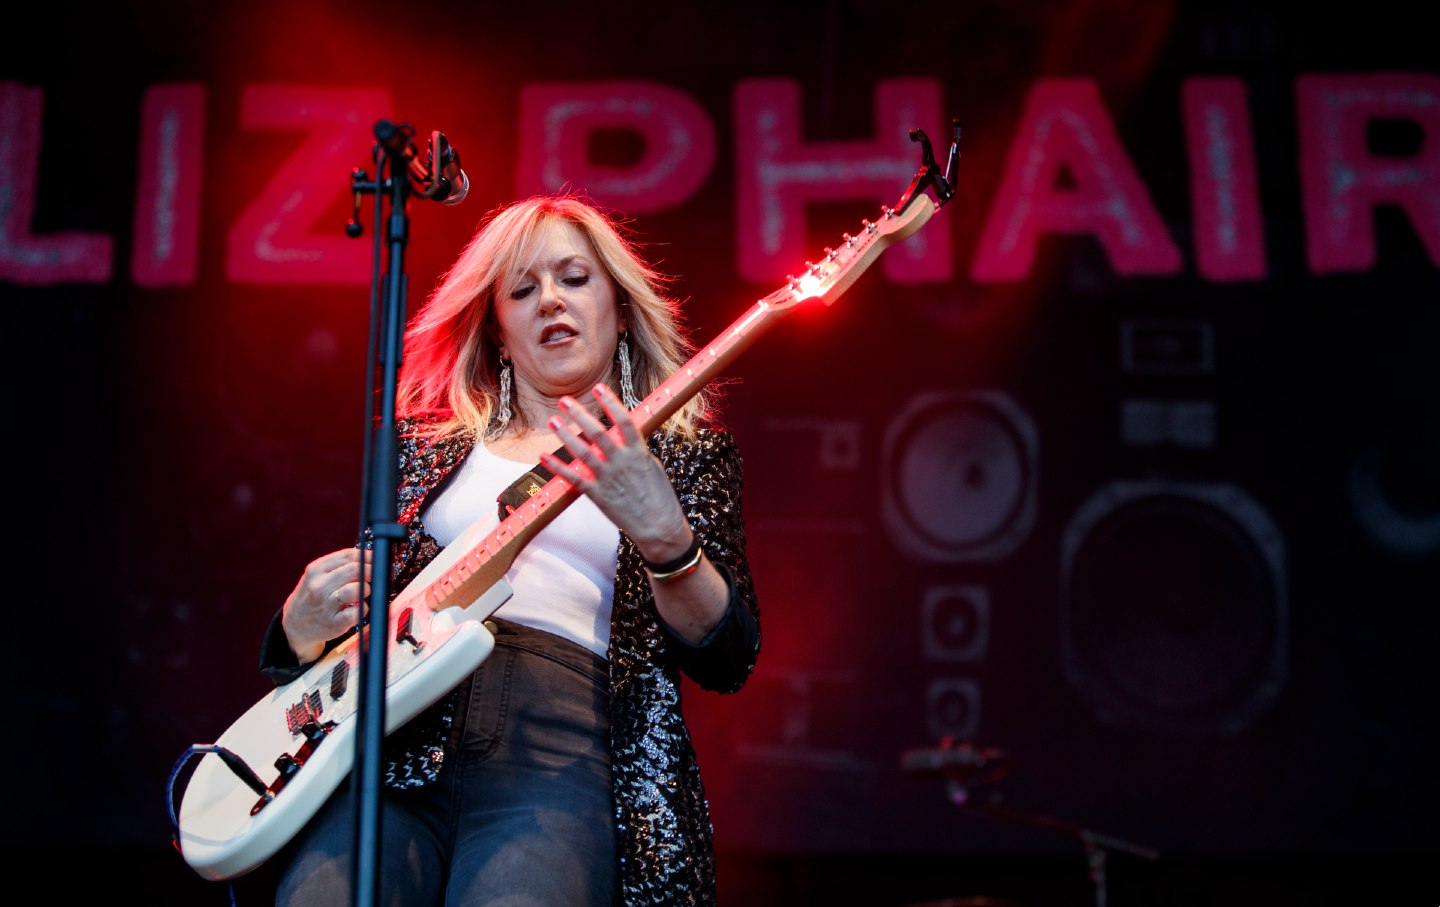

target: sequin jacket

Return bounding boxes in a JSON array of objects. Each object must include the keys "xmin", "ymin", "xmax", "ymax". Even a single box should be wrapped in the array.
[{"xmin": 262, "ymin": 419, "xmax": 761, "ymax": 907}]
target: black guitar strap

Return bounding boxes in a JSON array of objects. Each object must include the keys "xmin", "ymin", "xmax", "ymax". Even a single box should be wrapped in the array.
[
  {"xmin": 494, "ymin": 417, "xmax": 612, "ymax": 521},
  {"xmin": 495, "ymin": 451, "xmax": 566, "ymax": 520}
]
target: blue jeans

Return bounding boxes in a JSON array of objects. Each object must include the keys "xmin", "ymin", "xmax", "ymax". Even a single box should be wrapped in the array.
[{"xmin": 274, "ymin": 618, "xmax": 617, "ymax": 907}]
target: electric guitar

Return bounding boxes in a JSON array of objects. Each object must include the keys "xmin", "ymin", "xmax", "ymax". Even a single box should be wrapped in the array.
[{"xmin": 175, "ymin": 126, "xmax": 961, "ymax": 882}]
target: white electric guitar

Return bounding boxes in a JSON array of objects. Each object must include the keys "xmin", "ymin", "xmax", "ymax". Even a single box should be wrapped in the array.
[{"xmin": 175, "ymin": 126, "xmax": 960, "ymax": 882}]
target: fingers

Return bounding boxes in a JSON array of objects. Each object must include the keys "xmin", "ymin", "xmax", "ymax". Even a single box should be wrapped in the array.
[
  {"xmin": 556, "ymin": 395, "xmax": 609, "ymax": 449},
  {"xmin": 550, "ymin": 385, "xmax": 641, "ymax": 457},
  {"xmin": 538, "ymin": 449, "xmax": 591, "ymax": 488},
  {"xmin": 310, "ymin": 548, "xmax": 372, "ymax": 603},
  {"xmin": 542, "ymin": 385, "xmax": 656, "ymax": 503},
  {"xmin": 593, "ymin": 384, "xmax": 645, "ymax": 444},
  {"xmin": 283, "ymin": 547, "xmax": 373, "ymax": 661},
  {"xmin": 546, "ymin": 401, "xmax": 606, "ymax": 485}
]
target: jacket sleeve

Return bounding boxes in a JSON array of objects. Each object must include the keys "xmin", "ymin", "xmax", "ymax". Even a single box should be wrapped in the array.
[
  {"xmin": 257, "ymin": 609, "xmax": 354, "ymax": 686},
  {"xmin": 653, "ymin": 429, "xmax": 762, "ymax": 692}
]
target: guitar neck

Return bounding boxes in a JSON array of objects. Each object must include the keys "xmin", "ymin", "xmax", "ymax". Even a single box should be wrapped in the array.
[
  {"xmin": 418, "ymin": 197, "xmax": 936, "ymax": 613},
  {"xmin": 418, "ymin": 295, "xmax": 789, "ymax": 612}
]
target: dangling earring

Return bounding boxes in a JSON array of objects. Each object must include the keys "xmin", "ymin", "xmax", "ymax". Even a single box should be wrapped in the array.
[
  {"xmin": 617, "ymin": 333, "xmax": 640, "ymax": 409},
  {"xmin": 497, "ymin": 358, "xmax": 513, "ymax": 424}
]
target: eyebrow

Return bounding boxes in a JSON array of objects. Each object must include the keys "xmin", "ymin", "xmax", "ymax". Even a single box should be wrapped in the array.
[
  {"xmin": 545, "ymin": 254, "xmax": 589, "ymax": 270},
  {"xmin": 516, "ymin": 254, "xmax": 590, "ymax": 280}
]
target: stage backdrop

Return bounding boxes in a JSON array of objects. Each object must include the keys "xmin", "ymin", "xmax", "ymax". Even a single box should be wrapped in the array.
[{"xmin": 3, "ymin": 0, "xmax": 1435, "ymax": 897}]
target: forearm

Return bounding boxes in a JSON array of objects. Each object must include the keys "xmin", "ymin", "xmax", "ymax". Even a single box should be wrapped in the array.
[{"xmin": 648, "ymin": 545, "xmax": 731, "ymax": 644}]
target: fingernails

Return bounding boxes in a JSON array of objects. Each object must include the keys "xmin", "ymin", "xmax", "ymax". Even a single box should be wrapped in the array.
[
  {"xmin": 547, "ymin": 415, "xmax": 562, "ymax": 430},
  {"xmin": 594, "ymin": 383, "xmax": 609, "ymax": 397}
]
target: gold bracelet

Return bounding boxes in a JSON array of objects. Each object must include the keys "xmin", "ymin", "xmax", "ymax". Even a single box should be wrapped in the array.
[{"xmin": 648, "ymin": 544, "xmax": 704, "ymax": 583}]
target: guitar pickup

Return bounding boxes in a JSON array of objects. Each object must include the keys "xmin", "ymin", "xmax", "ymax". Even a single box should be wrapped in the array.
[{"xmin": 329, "ymin": 659, "xmax": 349, "ymax": 701}]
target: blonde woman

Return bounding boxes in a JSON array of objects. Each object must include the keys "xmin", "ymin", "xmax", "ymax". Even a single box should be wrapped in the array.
[{"xmin": 262, "ymin": 194, "xmax": 761, "ymax": 907}]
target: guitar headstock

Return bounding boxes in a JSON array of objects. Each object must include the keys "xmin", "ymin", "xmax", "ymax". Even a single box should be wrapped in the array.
[{"xmin": 764, "ymin": 118, "xmax": 962, "ymax": 311}]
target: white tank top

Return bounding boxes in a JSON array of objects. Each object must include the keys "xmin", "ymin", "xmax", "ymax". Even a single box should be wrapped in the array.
[{"xmin": 419, "ymin": 442, "xmax": 619, "ymax": 659}]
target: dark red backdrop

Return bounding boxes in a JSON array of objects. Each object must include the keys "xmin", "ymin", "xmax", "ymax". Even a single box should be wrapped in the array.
[{"xmin": 3, "ymin": 1, "xmax": 1435, "ymax": 904}]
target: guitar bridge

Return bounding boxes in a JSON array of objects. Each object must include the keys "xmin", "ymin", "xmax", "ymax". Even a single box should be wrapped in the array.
[{"xmin": 284, "ymin": 690, "xmax": 324, "ymax": 736}]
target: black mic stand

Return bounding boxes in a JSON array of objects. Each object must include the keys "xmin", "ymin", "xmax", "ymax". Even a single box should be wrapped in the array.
[{"xmin": 344, "ymin": 118, "xmax": 435, "ymax": 907}]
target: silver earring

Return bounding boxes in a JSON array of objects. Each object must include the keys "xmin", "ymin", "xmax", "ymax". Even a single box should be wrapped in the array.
[
  {"xmin": 617, "ymin": 334, "xmax": 640, "ymax": 409},
  {"xmin": 497, "ymin": 358, "xmax": 513, "ymax": 424}
]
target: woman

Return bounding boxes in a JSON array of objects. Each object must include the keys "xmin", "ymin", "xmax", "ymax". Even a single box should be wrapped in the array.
[{"xmin": 259, "ymin": 194, "xmax": 762, "ymax": 906}]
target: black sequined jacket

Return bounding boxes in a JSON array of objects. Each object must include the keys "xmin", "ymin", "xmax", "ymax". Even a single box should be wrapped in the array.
[{"xmin": 260, "ymin": 419, "xmax": 761, "ymax": 906}]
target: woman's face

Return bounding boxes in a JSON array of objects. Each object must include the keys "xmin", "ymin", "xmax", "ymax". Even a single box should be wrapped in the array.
[{"xmin": 495, "ymin": 219, "xmax": 625, "ymax": 412}]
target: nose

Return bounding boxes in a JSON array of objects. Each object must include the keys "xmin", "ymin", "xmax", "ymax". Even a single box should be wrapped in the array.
[{"xmin": 537, "ymin": 275, "xmax": 565, "ymax": 315}]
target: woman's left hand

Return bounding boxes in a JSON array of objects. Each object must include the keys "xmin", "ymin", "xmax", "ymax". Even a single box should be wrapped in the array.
[
  {"xmin": 541, "ymin": 383, "xmax": 694, "ymax": 561},
  {"xmin": 545, "ymin": 382, "xmax": 731, "ymax": 644}
]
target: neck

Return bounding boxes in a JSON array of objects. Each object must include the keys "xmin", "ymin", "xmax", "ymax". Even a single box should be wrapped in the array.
[{"xmin": 515, "ymin": 387, "xmax": 600, "ymax": 428}]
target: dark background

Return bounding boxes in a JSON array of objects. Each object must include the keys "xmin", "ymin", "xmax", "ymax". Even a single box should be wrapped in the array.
[{"xmin": 3, "ymin": 1, "xmax": 1435, "ymax": 904}]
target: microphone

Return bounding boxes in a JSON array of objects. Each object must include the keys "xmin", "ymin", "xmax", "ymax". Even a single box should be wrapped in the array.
[
  {"xmin": 427, "ymin": 130, "xmax": 469, "ymax": 206},
  {"xmin": 437, "ymin": 167, "xmax": 469, "ymax": 206}
]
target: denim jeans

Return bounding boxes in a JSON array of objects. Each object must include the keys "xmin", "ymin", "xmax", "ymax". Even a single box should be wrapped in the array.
[{"xmin": 274, "ymin": 618, "xmax": 617, "ymax": 907}]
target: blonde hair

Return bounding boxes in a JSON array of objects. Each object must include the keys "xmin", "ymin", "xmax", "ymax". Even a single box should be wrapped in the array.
[{"xmin": 396, "ymin": 194, "xmax": 710, "ymax": 442}]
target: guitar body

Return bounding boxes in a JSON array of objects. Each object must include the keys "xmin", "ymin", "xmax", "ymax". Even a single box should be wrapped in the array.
[{"xmin": 178, "ymin": 528, "xmax": 516, "ymax": 881}]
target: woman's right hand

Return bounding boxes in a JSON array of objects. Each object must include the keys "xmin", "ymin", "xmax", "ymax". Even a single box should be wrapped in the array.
[{"xmin": 281, "ymin": 547, "xmax": 372, "ymax": 664}]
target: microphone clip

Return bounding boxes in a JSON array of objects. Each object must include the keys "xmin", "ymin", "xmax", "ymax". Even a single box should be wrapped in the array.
[
  {"xmin": 372, "ymin": 120, "xmax": 468, "ymax": 205},
  {"xmin": 899, "ymin": 736, "xmax": 1009, "ymax": 805}
]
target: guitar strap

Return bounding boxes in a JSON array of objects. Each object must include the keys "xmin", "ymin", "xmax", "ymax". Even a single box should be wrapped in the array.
[
  {"xmin": 494, "ymin": 416, "xmax": 613, "ymax": 521},
  {"xmin": 495, "ymin": 452, "xmax": 566, "ymax": 520}
]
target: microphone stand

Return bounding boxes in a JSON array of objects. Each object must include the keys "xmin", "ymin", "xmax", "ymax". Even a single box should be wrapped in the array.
[{"xmin": 345, "ymin": 118, "xmax": 426, "ymax": 907}]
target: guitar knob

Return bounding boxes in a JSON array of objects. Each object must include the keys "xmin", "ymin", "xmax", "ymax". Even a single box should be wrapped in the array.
[
  {"xmin": 274, "ymin": 753, "xmax": 300, "ymax": 779},
  {"xmin": 395, "ymin": 607, "xmax": 424, "ymax": 652}
]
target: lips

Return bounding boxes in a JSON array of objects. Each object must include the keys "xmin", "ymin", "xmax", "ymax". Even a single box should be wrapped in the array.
[{"xmin": 539, "ymin": 324, "xmax": 578, "ymax": 345}]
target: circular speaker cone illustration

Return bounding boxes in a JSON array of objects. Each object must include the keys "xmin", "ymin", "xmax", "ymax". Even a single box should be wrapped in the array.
[
  {"xmin": 1059, "ymin": 481, "xmax": 1287, "ymax": 735},
  {"xmin": 882, "ymin": 390, "xmax": 1038, "ymax": 563}
]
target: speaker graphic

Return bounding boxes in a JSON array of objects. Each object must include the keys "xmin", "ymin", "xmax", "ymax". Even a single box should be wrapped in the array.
[
  {"xmin": 921, "ymin": 584, "xmax": 991, "ymax": 662},
  {"xmin": 1347, "ymin": 424, "xmax": 1440, "ymax": 558},
  {"xmin": 925, "ymin": 677, "xmax": 982, "ymax": 741},
  {"xmin": 881, "ymin": 390, "xmax": 1039, "ymax": 563},
  {"xmin": 1059, "ymin": 480, "xmax": 1287, "ymax": 735}
]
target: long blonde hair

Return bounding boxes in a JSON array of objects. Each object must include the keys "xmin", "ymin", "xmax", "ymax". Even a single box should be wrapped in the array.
[{"xmin": 396, "ymin": 194, "xmax": 710, "ymax": 442}]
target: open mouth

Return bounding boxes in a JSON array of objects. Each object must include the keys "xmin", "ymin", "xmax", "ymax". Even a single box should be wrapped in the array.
[{"xmin": 539, "ymin": 325, "xmax": 578, "ymax": 345}]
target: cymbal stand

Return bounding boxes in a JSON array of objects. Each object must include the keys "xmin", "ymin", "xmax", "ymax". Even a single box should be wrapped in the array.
[{"xmin": 952, "ymin": 790, "xmax": 1159, "ymax": 907}]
